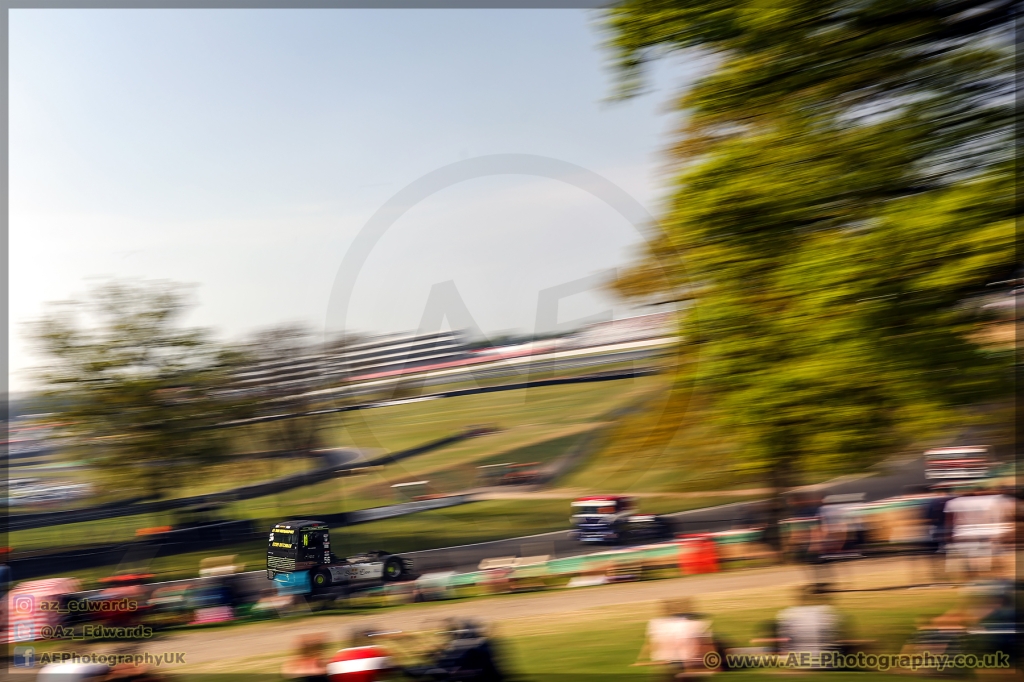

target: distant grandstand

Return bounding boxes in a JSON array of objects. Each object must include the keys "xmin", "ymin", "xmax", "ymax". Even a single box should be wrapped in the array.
[
  {"xmin": 224, "ymin": 330, "xmax": 470, "ymax": 398},
  {"xmin": 223, "ymin": 314, "xmax": 674, "ymax": 400},
  {"xmin": 561, "ymin": 311, "xmax": 675, "ymax": 350},
  {"xmin": 344, "ymin": 331, "xmax": 470, "ymax": 377}
]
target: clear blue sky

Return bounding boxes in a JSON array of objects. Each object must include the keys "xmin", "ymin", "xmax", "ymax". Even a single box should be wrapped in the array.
[{"xmin": 10, "ymin": 9, "xmax": 695, "ymax": 391}]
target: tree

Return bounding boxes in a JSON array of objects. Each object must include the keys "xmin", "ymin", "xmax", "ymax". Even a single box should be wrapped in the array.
[
  {"xmin": 28, "ymin": 279, "xmax": 244, "ymax": 497},
  {"xmin": 601, "ymin": 0, "xmax": 1015, "ymax": 537},
  {"xmin": 239, "ymin": 323, "xmax": 327, "ymax": 457}
]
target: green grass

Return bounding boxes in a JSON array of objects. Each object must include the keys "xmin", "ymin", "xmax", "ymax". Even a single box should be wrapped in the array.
[
  {"xmin": 193, "ymin": 375, "xmax": 664, "ymax": 520},
  {"xmin": 162, "ymin": 378, "xmax": 661, "ymax": 520},
  {"xmin": 322, "ymin": 374, "xmax": 663, "ymax": 453},
  {"xmin": 562, "ymin": 388, "xmax": 774, "ymax": 495},
  {"xmin": 496, "ymin": 585, "xmax": 964, "ymax": 681},
  {"xmin": 8, "ymin": 512, "xmax": 180, "ymax": 552},
  {"xmin": 172, "ymin": 456, "xmax": 315, "ymax": 497},
  {"xmin": 474, "ymin": 432, "xmax": 586, "ymax": 468}
]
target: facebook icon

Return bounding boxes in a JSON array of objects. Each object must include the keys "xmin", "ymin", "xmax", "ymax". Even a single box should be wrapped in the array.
[{"xmin": 13, "ymin": 646, "xmax": 35, "ymax": 667}]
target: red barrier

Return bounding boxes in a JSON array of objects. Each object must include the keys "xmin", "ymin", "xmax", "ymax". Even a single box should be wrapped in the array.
[
  {"xmin": 678, "ymin": 534, "xmax": 719, "ymax": 575},
  {"xmin": 327, "ymin": 646, "xmax": 394, "ymax": 682}
]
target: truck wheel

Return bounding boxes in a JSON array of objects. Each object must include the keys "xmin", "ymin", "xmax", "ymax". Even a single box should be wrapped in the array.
[
  {"xmin": 383, "ymin": 555, "xmax": 405, "ymax": 581},
  {"xmin": 311, "ymin": 568, "xmax": 332, "ymax": 591},
  {"xmin": 612, "ymin": 524, "xmax": 628, "ymax": 546}
]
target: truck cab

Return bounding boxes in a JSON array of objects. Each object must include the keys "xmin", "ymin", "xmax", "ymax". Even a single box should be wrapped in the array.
[
  {"xmin": 267, "ymin": 519, "xmax": 410, "ymax": 592},
  {"xmin": 267, "ymin": 520, "xmax": 332, "ymax": 575},
  {"xmin": 569, "ymin": 496, "xmax": 672, "ymax": 544}
]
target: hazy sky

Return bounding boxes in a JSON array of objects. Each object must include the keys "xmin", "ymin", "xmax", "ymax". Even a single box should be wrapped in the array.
[{"xmin": 10, "ymin": 9, "xmax": 694, "ymax": 392}]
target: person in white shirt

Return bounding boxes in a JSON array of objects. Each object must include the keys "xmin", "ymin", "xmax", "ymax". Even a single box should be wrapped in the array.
[
  {"xmin": 634, "ymin": 598, "xmax": 716, "ymax": 678},
  {"xmin": 944, "ymin": 488, "xmax": 1015, "ymax": 579},
  {"xmin": 776, "ymin": 585, "xmax": 845, "ymax": 661}
]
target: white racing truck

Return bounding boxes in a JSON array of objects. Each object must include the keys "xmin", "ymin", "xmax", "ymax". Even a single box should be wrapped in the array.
[
  {"xmin": 266, "ymin": 519, "xmax": 413, "ymax": 593},
  {"xmin": 568, "ymin": 495, "xmax": 674, "ymax": 545}
]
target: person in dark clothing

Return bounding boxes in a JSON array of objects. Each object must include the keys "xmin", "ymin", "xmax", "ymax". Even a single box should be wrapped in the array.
[
  {"xmin": 909, "ymin": 483, "xmax": 954, "ymax": 577},
  {"xmin": 404, "ymin": 620, "xmax": 506, "ymax": 682},
  {"xmin": 922, "ymin": 489, "xmax": 950, "ymax": 582}
]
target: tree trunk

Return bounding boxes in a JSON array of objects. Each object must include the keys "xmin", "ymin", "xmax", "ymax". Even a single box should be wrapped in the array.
[{"xmin": 762, "ymin": 438, "xmax": 798, "ymax": 553}]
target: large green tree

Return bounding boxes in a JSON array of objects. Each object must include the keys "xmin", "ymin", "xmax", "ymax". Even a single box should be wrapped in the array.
[
  {"xmin": 28, "ymin": 279, "xmax": 247, "ymax": 497},
  {"xmin": 603, "ymin": 0, "xmax": 1015, "ymax": 518}
]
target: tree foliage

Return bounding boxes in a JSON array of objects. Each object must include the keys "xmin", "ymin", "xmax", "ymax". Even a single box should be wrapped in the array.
[
  {"xmin": 28, "ymin": 280, "xmax": 246, "ymax": 497},
  {"xmin": 239, "ymin": 323, "xmax": 327, "ymax": 456},
  {"xmin": 603, "ymin": 0, "xmax": 1015, "ymax": 490}
]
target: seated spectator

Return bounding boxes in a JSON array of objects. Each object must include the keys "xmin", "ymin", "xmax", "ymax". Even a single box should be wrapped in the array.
[
  {"xmin": 403, "ymin": 620, "xmax": 506, "ymax": 682},
  {"xmin": 899, "ymin": 608, "xmax": 970, "ymax": 669},
  {"xmin": 776, "ymin": 585, "xmax": 844, "ymax": 657},
  {"xmin": 974, "ymin": 584, "xmax": 1016, "ymax": 667},
  {"xmin": 281, "ymin": 634, "xmax": 328, "ymax": 682},
  {"xmin": 634, "ymin": 598, "xmax": 717, "ymax": 678}
]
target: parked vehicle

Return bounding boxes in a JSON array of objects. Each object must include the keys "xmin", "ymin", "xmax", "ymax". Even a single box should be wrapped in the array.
[{"xmin": 498, "ymin": 462, "xmax": 541, "ymax": 486}]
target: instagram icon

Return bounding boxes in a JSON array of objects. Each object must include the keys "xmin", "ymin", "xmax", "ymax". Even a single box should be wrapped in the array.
[{"xmin": 12, "ymin": 595, "xmax": 35, "ymax": 614}]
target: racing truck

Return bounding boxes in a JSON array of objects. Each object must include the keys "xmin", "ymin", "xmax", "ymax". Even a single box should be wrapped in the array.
[
  {"xmin": 266, "ymin": 519, "xmax": 413, "ymax": 592},
  {"xmin": 569, "ymin": 495, "xmax": 674, "ymax": 545}
]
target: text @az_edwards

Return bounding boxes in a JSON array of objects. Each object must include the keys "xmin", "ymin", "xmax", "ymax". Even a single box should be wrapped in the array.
[{"xmin": 38, "ymin": 625, "xmax": 154, "ymax": 640}]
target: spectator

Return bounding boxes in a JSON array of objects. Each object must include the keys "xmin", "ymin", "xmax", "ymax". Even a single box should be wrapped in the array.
[
  {"xmin": 973, "ymin": 583, "xmax": 1017, "ymax": 667},
  {"xmin": 776, "ymin": 585, "xmax": 845, "ymax": 658},
  {"xmin": 944, "ymin": 486, "xmax": 1015, "ymax": 580},
  {"xmin": 783, "ymin": 493, "xmax": 822, "ymax": 573},
  {"xmin": 814, "ymin": 495, "xmax": 866, "ymax": 585},
  {"xmin": 895, "ymin": 582, "xmax": 1016, "ymax": 669},
  {"xmin": 922, "ymin": 486, "xmax": 951, "ymax": 580},
  {"xmin": 633, "ymin": 598, "xmax": 717, "ymax": 678},
  {"xmin": 902, "ymin": 485, "xmax": 950, "ymax": 584},
  {"xmin": 802, "ymin": 494, "xmax": 832, "ymax": 585},
  {"xmin": 404, "ymin": 619, "xmax": 506, "ymax": 682},
  {"xmin": 899, "ymin": 613, "xmax": 968, "ymax": 671},
  {"xmin": 281, "ymin": 634, "xmax": 328, "ymax": 682}
]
